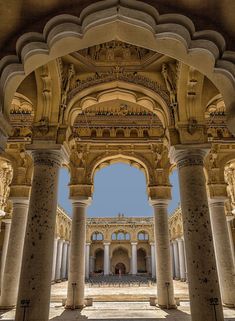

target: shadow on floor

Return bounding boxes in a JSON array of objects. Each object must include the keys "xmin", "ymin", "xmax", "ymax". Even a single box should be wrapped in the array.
[{"xmin": 49, "ymin": 308, "xmax": 191, "ymax": 321}]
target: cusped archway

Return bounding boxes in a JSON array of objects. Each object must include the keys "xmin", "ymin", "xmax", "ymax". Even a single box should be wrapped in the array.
[{"xmin": 1, "ymin": 0, "xmax": 235, "ymax": 135}]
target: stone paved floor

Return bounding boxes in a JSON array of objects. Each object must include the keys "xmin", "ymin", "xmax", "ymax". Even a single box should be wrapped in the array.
[{"xmin": 0, "ymin": 281, "xmax": 235, "ymax": 320}]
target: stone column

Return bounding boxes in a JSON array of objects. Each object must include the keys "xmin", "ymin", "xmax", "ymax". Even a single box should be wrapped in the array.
[
  {"xmin": 172, "ymin": 240, "xmax": 180, "ymax": 279},
  {"xmin": 209, "ymin": 198, "xmax": 235, "ymax": 307},
  {"xmin": 90, "ymin": 256, "xmax": 95, "ymax": 274},
  {"xmin": 227, "ymin": 218, "xmax": 235, "ymax": 267},
  {"xmin": 170, "ymin": 242, "xmax": 175, "ymax": 278},
  {"xmin": 51, "ymin": 237, "xmax": 59, "ymax": 281},
  {"xmin": 0, "ymin": 219, "xmax": 11, "ymax": 286},
  {"xmin": 15, "ymin": 149, "xmax": 62, "ymax": 321},
  {"xmin": 150, "ymin": 242, "xmax": 156, "ymax": 278},
  {"xmin": 61, "ymin": 241, "xmax": 68, "ymax": 280},
  {"xmin": 131, "ymin": 242, "xmax": 137, "ymax": 275},
  {"xmin": 172, "ymin": 147, "xmax": 223, "ymax": 321},
  {"xmin": 85, "ymin": 243, "xmax": 90, "ymax": 279},
  {"xmin": 66, "ymin": 243, "xmax": 70, "ymax": 279},
  {"xmin": 0, "ymin": 198, "xmax": 29, "ymax": 308},
  {"xmin": 66, "ymin": 198, "xmax": 90, "ymax": 309},
  {"xmin": 146, "ymin": 255, "xmax": 151, "ymax": 274},
  {"xmin": 104, "ymin": 242, "xmax": 110, "ymax": 275},
  {"xmin": 152, "ymin": 199, "xmax": 175, "ymax": 308},
  {"xmin": 177, "ymin": 238, "xmax": 186, "ymax": 281},
  {"xmin": 55, "ymin": 239, "xmax": 64, "ymax": 281}
]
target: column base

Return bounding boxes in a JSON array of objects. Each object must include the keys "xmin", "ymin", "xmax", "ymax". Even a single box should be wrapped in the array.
[
  {"xmin": 65, "ymin": 304, "xmax": 85, "ymax": 310},
  {"xmin": 0, "ymin": 305, "xmax": 16, "ymax": 310},
  {"xmin": 223, "ymin": 303, "xmax": 235, "ymax": 308},
  {"xmin": 158, "ymin": 304, "xmax": 177, "ymax": 309}
]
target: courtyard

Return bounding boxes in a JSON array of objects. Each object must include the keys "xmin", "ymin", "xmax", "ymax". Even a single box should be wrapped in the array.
[{"xmin": 0, "ymin": 281, "xmax": 234, "ymax": 321}]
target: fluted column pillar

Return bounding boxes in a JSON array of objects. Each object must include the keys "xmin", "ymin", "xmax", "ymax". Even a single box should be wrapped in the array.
[
  {"xmin": 15, "ymin": 149, "xmax": 63, "ymax": 321},
  {"xmin": 66, "ymin": 198, "xmax": 90, "ymax": 309},
  {"xmin": 61, "ymin": 241, "xmax": 68, "ymax": 280},
  {"xmin": 0, "ymin": 198, "xmax": 29, "ymax": 308},
  {"xmin": 131, "ymin": 242, "xmax": 137, "ymax": 275},
  {"xmin": 104, "ymin": 242, "xmax": 110, "ymax": 275},
  {"xmin": 150, "ymin": 242, "xmax": 156, "ymax": 278},
  {"xmin": 85, "ymin": 243, "xmax": 90, "ymax": 279},
  {"xmin": 0, "ymin": 219, "xmax": 11, "ymax": 286},
  {"xmin": 177, "ymin": 238, "xmax": 186, "ymax": 281},
  {"xmin": 209, "ymin": 198, "xmax": 235, "ymax": 307},
  {"xmin": 172, "ymin": 147, "xmax": 223, "ymax": 321},
  {"xmin": 151, "ymin": 199, "xmax": 175, "ymax": 309}
]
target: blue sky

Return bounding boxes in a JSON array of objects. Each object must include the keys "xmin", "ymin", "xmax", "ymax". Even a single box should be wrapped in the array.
[{"xmin": 58, "ymin": 163, "xmax": 180, "ymax": 217}]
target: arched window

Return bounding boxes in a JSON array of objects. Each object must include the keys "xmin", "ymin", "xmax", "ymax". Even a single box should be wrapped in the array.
[
  {"xmin": 111, "ymin": 231, "xmax": 131, "ymax": 241},
  {"xmin": 91, "ymin": 232, "xmax": 104, "ymax": 241},
  {"xmin": 138, "ymin": 231, "xmax": 149, "ymax": 241},
  {"xmin": 102, "ymin": 129, "xmax": 110, "ymax": 138},
  {"xmin": 116, "ymin": 129, "xmax": 125, "ymax": 138},
  {"xmin": 130, "ymin": 129, "xmax": 138, "ymax": 138},
  {"xmin": 91, "ymin": 129, "xmax": 97, "ymax": 138}
]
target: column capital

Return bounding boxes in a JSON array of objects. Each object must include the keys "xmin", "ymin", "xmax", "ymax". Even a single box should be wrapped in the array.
[
  {"xmin": 148, "ymin": 185, "xmax": 171, "ymax": 201},
  {"xmin": 176, "ymin": 237, "xmax": 183, "ymax": 243},
  {"xmin": 103, "ymin": 242, "xmax": 110, "ymax": 246},
  {"xmin": 26, "ymin": 144, "xmax": 68, "ymax": 167},
  {"xmin": 86, "ymin": 242, "xmax": 91, "ymax": 246},
  {"xmin": 9, "ymin": 186, "xmax": 31, "ymax": 199},
  {"xmin": 70, "ymin": 197, "xmax": 91, "ymax": 207},
  {"xmin": 131, "ymin": 241, "xmax": 138, "ymax": 246},
  {"xmin": 150, "ymin": 242, "xmax": 155, "ymax": 246},
  {"xmin": 2, "ymin": 218, "xmax": 11, "ymax": 224},
  {"xmin": 9, "ymin": 197, "xmax": 29, "ymax": 206},
  {"xmin": 69, "ymin": 184, "xmax": 93, "ymax": 200},
  {"xmin": 207, "ymin": 183, "xmax": 228, "ymax": 200},
  {"xmin": 169, "ymin": 144, "xmax": 210, "ymax": 168},
  {"xmin": 150, "ymin": 198, "xmax": 170, "ymax": 207},
  {"xmin": 209, "ymin": 197, "xmax": 227, "ymax": 208}
]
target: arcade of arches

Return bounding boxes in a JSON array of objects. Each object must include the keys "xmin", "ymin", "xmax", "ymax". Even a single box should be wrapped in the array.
[{"xmin": 1, "ymin": 1, "xmax": 235, "ymax": 320}]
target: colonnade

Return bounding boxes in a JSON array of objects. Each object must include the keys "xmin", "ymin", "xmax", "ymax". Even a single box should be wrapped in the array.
[
  {"xmin": 0, "ymin": 146, "xmax": 234, "ymax": 321},
  {"xmin": 171, "ymin": 237, "xmax": 187, "ymax": 281},
  {"xmin": 51, "ymin": 237, "xmax": 70, "ymax": 282},
  {"xmin": 85, "ymin": 241, "xmax": 156, "ymax": 278}
]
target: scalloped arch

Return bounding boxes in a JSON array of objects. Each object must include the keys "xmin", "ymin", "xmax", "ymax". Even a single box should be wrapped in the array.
[
  {"xmin": 68, "ymin": 86, "xmax": 171, "ymax": 127},
  {"xmin": 90, "ymin": 152, "xmax": 153, "ymax": 188},
  {"xmin": 1, "ymin": 0, "xmax": 235, "ymax": 133}
]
